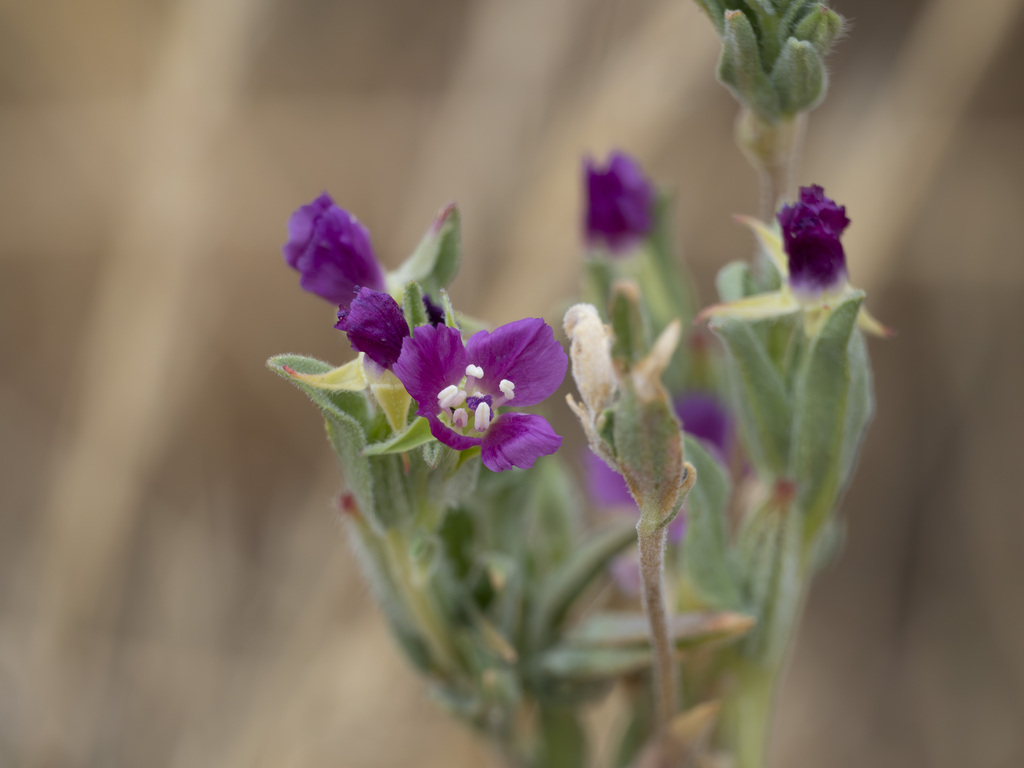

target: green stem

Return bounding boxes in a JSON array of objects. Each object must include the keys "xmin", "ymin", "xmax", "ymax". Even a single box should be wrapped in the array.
[
  {"xmin": 735, "ymin": 110, "xmax": 806, "ymax": 221},
  {"xmin": 384, "ymin": 530, "xmax": 460, "ymax": 674},
  {"xmin": 636, "ymin": 519, "xmax": 677, "ymax": 728}
]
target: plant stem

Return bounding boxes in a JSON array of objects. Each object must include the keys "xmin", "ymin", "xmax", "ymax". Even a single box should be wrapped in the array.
[
  {"xmin": 384, "ymin": 530, "xmax": 460, "ymax": 674},
  {"xmin": 636, "ymin": 519, "xmax": 676, "ymax": 729},
  {"xmin": 735, "ymin": 110, "xmax": 807, "ymax": 221}
]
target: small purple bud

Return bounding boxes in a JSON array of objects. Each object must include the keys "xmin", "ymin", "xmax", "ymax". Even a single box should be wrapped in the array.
[
  {"xmin": 777, "ymin": 185, "xmax": 850, "ymax": 299},
  {"xmin": 335, "ymin": 288, "xmax": 409, "ymax": 370},
  {"xmin": 422, "ymin": 293, "xmax": 445, "ymax": 327},
  {"xmin": 584, "ymin": 151, "xmax": 655, "ymax": 254},
  {"xmin": 283, "ymin": 193, "xmax": 386, "ymax": 307}
]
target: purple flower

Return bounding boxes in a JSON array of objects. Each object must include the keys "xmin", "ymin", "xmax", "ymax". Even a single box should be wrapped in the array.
[
  {"xmin": 393, "ymin": 319, "xmax": 568, "ymax": 472},
  {"xmin": 584, "ymin": 151, "xmax": 655, "ymax": 253},
  {"xmin": 777, "ymin": 185, "xmax": 850, "ymax": 299},
  {"xmin": 335, "ymin": 288, "xmax": 409, "ymax": 370},
  {"xmin": 283, "ymin": 193, "xmax": 385, "ymax": 306}
]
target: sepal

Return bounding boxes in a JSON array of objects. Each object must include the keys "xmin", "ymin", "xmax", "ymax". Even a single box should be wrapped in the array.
[{"xmin": 389, "ymin": 202, "xmax": 462, "ymax": 298}]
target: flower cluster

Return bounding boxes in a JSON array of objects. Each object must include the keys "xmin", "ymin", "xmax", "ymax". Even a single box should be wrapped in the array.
[{"xmin": 281, "ymin": 193, "xmax": 568, "ymax": 473}]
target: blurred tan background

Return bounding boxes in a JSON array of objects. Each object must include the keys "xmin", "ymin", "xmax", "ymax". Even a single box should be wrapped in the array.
[{"xmin": 2, "ymin": 0, "xmax": 1023, "ymax": 766}]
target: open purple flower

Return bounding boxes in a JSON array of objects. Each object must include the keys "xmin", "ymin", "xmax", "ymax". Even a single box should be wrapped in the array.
[
  {"xmin": 393, "ymin": 319, "xmax": 567, "ymax": 472},
  {"xmin": 584, "ymin": 151, "xmax": 655, "ymax": 254},
  {"xmin": 283, "ymin": 193, "xmax": 385, "ymax": 307},
  {"xmin": 777, "ymin": 185, "xmax": 850, "ymax": 299},
  {"xmin": 335, "ymin": 287, "xmax": 409, "ymax": 371}
]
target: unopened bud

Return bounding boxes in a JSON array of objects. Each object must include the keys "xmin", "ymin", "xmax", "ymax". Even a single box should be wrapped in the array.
[
  {"xmin": 771, "ymin": 38, "xmax": 827, "ymax": 116},
  {"xmin": 718, "ymin": 10, "xmax": 779, "ymax": 123},
  {"xmin": 794, "ymin": 4, "xmax": 843, "ymax": 56}
]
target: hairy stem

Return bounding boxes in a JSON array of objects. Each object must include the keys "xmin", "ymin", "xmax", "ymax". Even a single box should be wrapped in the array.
[
  {"xmin": 735, "ymin": 110, "xmax": 807, "ymax": 220},
  {"xmin": 637, "ymin": 520, "xmax": 676, "ymax": 728}
]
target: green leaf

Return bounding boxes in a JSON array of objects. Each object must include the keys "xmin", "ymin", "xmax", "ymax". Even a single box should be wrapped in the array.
[
  {"xmin": 609, "ymin": 281, "xmax": 651, "ymax": 368},
  {"xmin": 709, "ymin": 317, "xmax": 792, "ymax": 475},
  {"xmin": 567, "ymin": 610, "xmax": 754, "ymax": 650},
  {"xmin": 367, "ymin": 453, "xmax": 412, "ymax": 529},
  {"xmin": 538, "ymin": 645, "xmax": 653, "ymax": 681},
  {"xmin": 401, "ymin": 279, "xmax": 429, "ymax": 330},
  {"xmin": 788, "ymin": 292, "xmax": 863, "ymax": 542},
  {"xmin": 363, "ymin": 416, "xmax": 434, "ymax": 456},
  {"xmin": 682, "ymin": 436, "xmax": 742, "ymax": 609},
  {"xmin": 529, "ymin": 519, "xmax": 637, "ymax": 649},
  {"xmin": 324, "ymin": 412, "xmax": 377, "ymax": 529},
  {"xmin": 715, "ymin": 260, "xmax": 759, "ymax": 303},
  {"xmin": 267, "ymin": 353, "xmax": 370, "ymax": 426},
  {"xmin": 838, "ymin": 328, "xmax": 874, "ymax": 491},
  {"xmin": 439, "ymin": 288, "xmax": 459, "ymax": 329},
  {"xmin": 390, "ymin": 203, "xmax": 462, "ymax": 297},
  {"xmin": 771, "ymin": 37, "xmax": 826, "ymax": 116},
  {"xmin": 718, "ymin": 10, "xmax": 780, "ymax": 123},
  {"xmin": 793, "ymin": 4, "xmax": 843, "ymax": 55}
]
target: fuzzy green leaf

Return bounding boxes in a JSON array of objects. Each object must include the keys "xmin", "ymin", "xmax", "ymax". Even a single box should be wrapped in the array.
[
  {"xmin": 709, "ymin": 317, "xmax": 792, "ymax": 475},
  {"xmin": 718, "ymin": 10, "xmax": 780, "ymax": 123},
  {"xmin": 267, "ymin": 354, "xmax": 370, "ymax": 426},
  {"xmin": 363, "ymin": 416, "xmax": 434, "ymax": 456},
  {"xmin": 682, "ymin": 436, "xmax": 742, "ymax": 609},
  {"xmin": 715, "ymin": 260, "xmax": 759, "ymax": 303},
  {"xmin": 390, "ymin": 203, "xmax": 462, "ymax": 297},
  {"xmin": 788, "ymin": 292, "xmax": 864, "ymax": 542},
  {"xmin": 401, "ymin": 279, "xmax": 429, "ymax": 330},
  {"xmin": 529, "ymin": 519, "xmax": 638, "ymax": 648}
]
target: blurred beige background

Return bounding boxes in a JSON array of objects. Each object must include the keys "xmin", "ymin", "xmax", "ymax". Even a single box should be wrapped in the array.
[{"xmin": 2, "ymin": 0, "xmax": 1023, "ymax": 766}]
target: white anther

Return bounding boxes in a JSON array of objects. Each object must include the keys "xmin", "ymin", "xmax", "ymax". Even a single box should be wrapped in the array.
[
  {"xmin": 465, "ymin": 364, "xmax": 484, "ymax": 379},
  {"xmin": 437, "ymin": 384, "xmax": 459, "ymax": 406},
  {"xmin": 452, "ymin": 408, "xmax": 469, "ymax": 429},
  {"xmin": 499, "ymin": 379, "xmax": 515, "ymax": 400},
  {"xmin": 474, "ymin": 401, "xmax": 491, "ymax": 432},
  {"xmin": 438, "ymin": 385, "xmax": 466, "ymax": 410}
]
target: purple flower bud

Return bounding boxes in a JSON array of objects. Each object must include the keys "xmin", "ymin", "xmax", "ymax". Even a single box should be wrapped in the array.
[
  {"xmin": 584, "ymin": 151, "xmax": 655, "ymax": 254},
  {"xmin": 335, "ymin": 288, "xmax": 409, "ymax": 370},
  {"xmin": 283, "ymin": 193, "xmax": 385, "ymax": 307},
  {"xmin": 422, "ymin": 293, "xmax": 445, "ymax": 327},
  {"xmin": 777, "ymin": 185, "xmax": 850, "ymax": 299}
]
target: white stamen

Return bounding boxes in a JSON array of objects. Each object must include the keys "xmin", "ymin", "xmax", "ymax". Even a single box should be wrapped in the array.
[
  {"xmin": 437, "ymin": 384, "xmax": 466, "ymax": 410},
  {"xmin": 474, "ymin": 401, "xmax": 491, "ymax": 432},
  {"xmin": 452, "ymin": 408, "xmax": 469, "ymax": 429},
  {"xmin": 499, "ymin": 379, "xmax": 515, "ymax": 400},
  {"xmin": 465, "ymin": 364, "xmax": 484, "ymax": 379},
  {"xmin": 437, "ymin": 384, "xmax": 459, "ymax": 403}
]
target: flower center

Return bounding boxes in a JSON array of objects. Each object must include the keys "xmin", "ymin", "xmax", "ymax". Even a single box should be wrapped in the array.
[{"xmin": 434, "ymin": 365, "xmax": 516, "ymax": 434}]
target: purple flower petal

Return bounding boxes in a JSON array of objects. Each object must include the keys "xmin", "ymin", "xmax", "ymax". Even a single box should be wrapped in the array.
[
  {"xmin": 393, "ymin": 323, "xmax": 468, "ymax": 416},
  {"xmin": 676, "ymin": 393, "xmax": 732, "ymax": 464},
  {"xmin": 427, "ymin": 414, "xmax": 482, "ymax": 451},
  {"xmin": 480, "ymin": 413, "xmax": 562, "ymax": 471},
  {"xmin": 465, "ymin": 318, "xmax": 567, "ymax": 407},
  {"xmin": 585, "ymin": 451, "xmax": 634, "ymax": 507},
  {"xmin": 334, "ymin": 288, "xmax": 409, "ymax": 370},
  {"xmin": 777, "ymin": 185, "xmax": 850, "ymax": 298},
  {"xmin": 283, "ymin": 193, "xmax": 385, "ymax": 306},
  {"xmin": 584, "ymin": 151, "xmax": 655, "ymax": 254}
]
